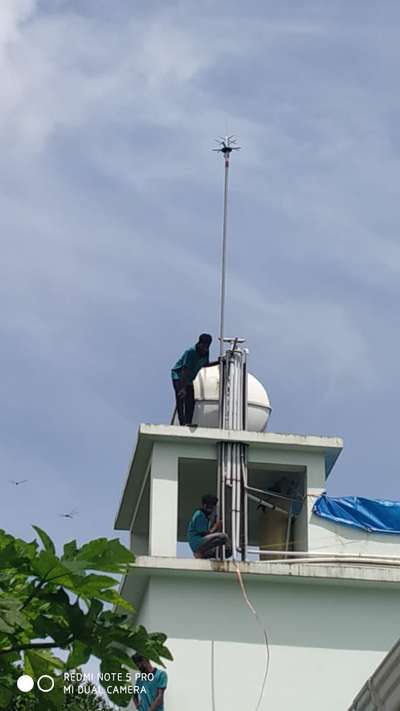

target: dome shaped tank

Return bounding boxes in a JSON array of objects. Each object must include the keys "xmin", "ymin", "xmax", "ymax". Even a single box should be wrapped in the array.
[{"xmin": 193, "ymin": 365, "xmax": 271, "ymax": 432}]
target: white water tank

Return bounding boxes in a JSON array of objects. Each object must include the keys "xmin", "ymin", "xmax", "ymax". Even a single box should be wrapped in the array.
[{"xmin": 193, "ymin": 365, "xmax": 271, "ymax": 432}]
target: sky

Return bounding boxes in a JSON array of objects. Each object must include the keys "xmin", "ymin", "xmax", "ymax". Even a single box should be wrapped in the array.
[{"xmin": 2, "ymin": 0, "xmax": 400, "ymax": 558}]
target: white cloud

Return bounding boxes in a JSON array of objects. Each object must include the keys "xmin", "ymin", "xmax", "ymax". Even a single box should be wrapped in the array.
[
  {"xmin": 1, "ymin": 0, "xmax": 400, "ymax": 521},
  {"xmin": 0, "ymin": 3, "xmax": 218, "ymax": 151}
]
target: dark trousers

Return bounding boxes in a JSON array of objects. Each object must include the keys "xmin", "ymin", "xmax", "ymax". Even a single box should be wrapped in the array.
[
  {"xmin": 172, "ymin": 380, "xmax": 195, "ymax": 425},
  {"xmin": 196, "ymin": 533, "xmax": 232, "ymax": 558},
  {"xmin": 195, "ymin": 532, "xmax": 233, "ymax": 559}
]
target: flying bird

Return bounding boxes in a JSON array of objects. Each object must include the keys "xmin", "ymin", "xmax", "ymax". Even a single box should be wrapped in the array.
[
  {"xmin": 9, "ymin": 479, "xmax": 28, "ymax": 486},
  {"xmin": 58, "ymin": 509, "xmax": 78, "ymax": 519}
]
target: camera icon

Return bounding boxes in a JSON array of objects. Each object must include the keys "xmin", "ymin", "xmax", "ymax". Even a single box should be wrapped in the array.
[{"xmin": 17, "ymin": 674, "xmax": 55, "ymax": 693}]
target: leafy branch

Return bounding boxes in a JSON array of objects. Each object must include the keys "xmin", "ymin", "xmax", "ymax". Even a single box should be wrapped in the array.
[{"xmin": 0, "ymin": 527, "xmax": 172, "ymax": 710}]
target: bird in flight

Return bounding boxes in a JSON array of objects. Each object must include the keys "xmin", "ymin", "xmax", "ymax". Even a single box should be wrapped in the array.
[
  {"xmin": 58, "ymin": 509, "xmax": 78, "ymax": 519},
  {"xmin": 9, "ymin": 479, "xmax": 28, "ymax": 486}
]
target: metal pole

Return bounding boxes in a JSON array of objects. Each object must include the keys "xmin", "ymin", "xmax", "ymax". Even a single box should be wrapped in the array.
[
  {"xmin": 213, "ymin": 136, "xmax": 240, "ymax": 559},
  {"xmin": 213, "ymin": 136, "xmax": 240, "ymax": 357},
  {"xmin": 219, "ymin": 154, "xmax": 229, "ymax": 358}
]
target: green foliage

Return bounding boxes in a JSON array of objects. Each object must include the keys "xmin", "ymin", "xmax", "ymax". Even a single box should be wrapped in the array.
[
  {"xmin": 14, "ymin": 681, "xmax": 115, "ymax": 710},
  {"xmin": 0, "ymin": 528, "xmax": 172, "ymax": 710}
]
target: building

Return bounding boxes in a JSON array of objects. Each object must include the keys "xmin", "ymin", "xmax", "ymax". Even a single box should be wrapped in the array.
[
  {"xmin": 349, "ymin": 636, "xmax": 400, "ymax": 710},
  {"xmin": 115, "ymin": 364, "xmax": 400, "ymax": 710}
]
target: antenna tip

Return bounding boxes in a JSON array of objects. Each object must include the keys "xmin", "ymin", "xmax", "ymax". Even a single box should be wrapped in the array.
[{"xmin": 212, "ymin": 134, "xmax": 241, "ymax": 156}]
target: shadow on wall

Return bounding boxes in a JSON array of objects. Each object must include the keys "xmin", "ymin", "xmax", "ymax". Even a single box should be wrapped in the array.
[{"xmin": 144, "ymin": 575, "xmax": 400, "ymax": 653}]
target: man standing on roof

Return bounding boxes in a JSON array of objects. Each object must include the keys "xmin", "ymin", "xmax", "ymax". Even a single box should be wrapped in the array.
[
  {"xmin": 187, "ymin": 493, "xmax": 232, "ymax": 559},
  {"xmin": 171, "ymin": 333, "xmax": 219, "ymax": 425}
]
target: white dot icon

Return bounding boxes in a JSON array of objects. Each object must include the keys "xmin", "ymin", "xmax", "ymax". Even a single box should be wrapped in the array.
[{"xmin": 17, "ymin": 675, "xmax": 34, "ymax": 692}]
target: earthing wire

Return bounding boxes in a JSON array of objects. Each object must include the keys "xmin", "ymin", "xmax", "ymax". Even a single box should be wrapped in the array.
[
  {"xmin": 211, "ymin": 639, "xmax": 216, "ymax": 711},
  {"xmin": 234, "ymin": 562, "xmax": 270, "ymax": 711},
  {"xmin": 256, "ymin": 535, "xmax": 373, "ymax": 551}
]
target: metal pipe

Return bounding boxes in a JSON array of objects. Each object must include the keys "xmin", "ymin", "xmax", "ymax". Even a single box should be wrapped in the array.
[
  {"xmin": 230, "ymin": 446, "xmax": 236, "ymax": 559},
  {"xmin": 246, "ymin": 484, "xmax": 303, "ymax": 505},
  {"xmin": 234, "ymin": 444, "xmax": 241, "ymax": 556},
  {"xmin": 284, "ymin": 502, "xmax": 294, "ymax": 559},
  {"xmin": 240, "ymin": 451, "xmax": 245, "ymax": 561},
  {"xmin": 249, "ymin": 550, "xmax": 400, "ymax": 562},
  {"xmin": 262, "ymin": 556, "xmax": 400, "ymax": 566},
  {"xmin": 233, "ymin": 353, "xmax": 239, "ymax": 430},
  {"xmin": 218, "ymin": 357, "xmax": 225, "ymax": 429},
  {"xmin": 234, "ymin": 447, "xmax": 239, "ymax": 557},
  {"xmin": 228, "ymin": 352, "xmax": 235, "ymax": 429},
  {"xmin": 217, "ymin": 359, "xmax": 225, "ymax": 555},
  {"xmin": 219, "ymin": 156, "xmax": 229, "ymax": 357},
  {"xmin": 241, "ymin": 446, "xmax": 248, "ymax": 559},
  {"xmin": 242, "ymin": 355, "xmax": 247, "ymax": 430},
  {"xmin": 247, "ymin": 492, "xmax": 289, "ymax": 517},
  {"xmin": 221, "ymin": 448, "xmax": 226, "ymax": 551}
]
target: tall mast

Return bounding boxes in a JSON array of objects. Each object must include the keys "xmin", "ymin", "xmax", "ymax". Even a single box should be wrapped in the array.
[
  {"xmin": 214, "ymin": 136, "xmax": 240, "ymax": 357},
  {"xmin": 214, "ymin": 137, "xmax": 247, "ymax": 562}
]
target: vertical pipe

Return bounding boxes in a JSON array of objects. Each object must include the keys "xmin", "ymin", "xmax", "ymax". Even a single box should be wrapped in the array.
[
  {"xmin": 219, "ymin": 157, "xmax": 230, "ymax": 358},
  {"xmin": 242, "ymin": 354, "xmax": 248, "ymax": 431},
  {"xmin": 236, "ymin": 352, "xmax": 241, "ymax": 429},
  {"xmin": 221, "ymin": 444, "xmax": 226, "ymax": 555},
  {"xmin": 231, "ymin": 444, "xmax": 236, "ymax": 560},
  {"xmin": 234, "ymin": 352, "xmax": 239, "ymax": 430},
  {"xmin": 284, "ymin": 498, "xmax": 294, "ymax": 559},
  {"xmin": 241, "ymin": 446, "xmax": 247, "ymax": 560},
  {"xmin": 217, "ymin": 357, "xmax": 226, "ymax": 549},
  {"xmin": 231, "ymin": 459, "xmax": 236, "ymax": 559},
  {"xmin": 231, "ymin": 353, "xmax": 238, "ymax": 558},
  {"xmin": 218, "ymin": 358, "xmax": 225, "ymax": 429},
  {"xmin": 234, "ymin": 442, "xmax": 238, "ymax": 553},
  {"xmin": 229, "ymin": 351, "xmax": 233, "ymax": 427},
  {"xmin": 240, "ymin": 447, "xmax": 245, "ymax": 561},
  {"xmin": 243, "ymin": 356, "xmax": 249, "ymax": 558}
]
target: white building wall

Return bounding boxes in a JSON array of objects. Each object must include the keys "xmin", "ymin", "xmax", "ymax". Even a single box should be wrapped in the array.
[
  {"xmin": 148, "ymin": 443, "xmax": 178, "ymax": 557},
  {"xmin": 308, "ymin": 510, "xmax": 400, "ymax": 557},
  {"xmin": 133, "ymin": 574, "xmax": 400, "ymax": 711}
]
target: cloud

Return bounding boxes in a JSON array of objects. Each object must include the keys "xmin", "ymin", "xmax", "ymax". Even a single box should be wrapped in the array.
[
  {"xmin": 0, "ymin": 1, "xmax": 219, "ymax": 153},
  {"xmin": 2, "ymin": 0, "xmax": 400, "ymax": 545}
]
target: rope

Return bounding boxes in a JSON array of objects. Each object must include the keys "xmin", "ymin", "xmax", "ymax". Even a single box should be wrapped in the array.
[{"xmin": 234, "ymin": 562, "xmax": 270, "ymax": 711}]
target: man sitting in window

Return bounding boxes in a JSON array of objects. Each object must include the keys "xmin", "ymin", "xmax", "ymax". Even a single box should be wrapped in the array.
[{"xmin": 187, "ymin": 493, "xmax": 232, "ymax": 559}]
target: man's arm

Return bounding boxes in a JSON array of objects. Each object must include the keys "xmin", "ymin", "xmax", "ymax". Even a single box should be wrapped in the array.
[
  {"xmin": 177, "ymin": 366, "xmax": 190, "ymax": 396},
  {"xmin": 178, "ymin": 348, "xmax": 198, "ymax": 394},
  {"xmin": 191, "ymin": 511, "xmax": 211, "ymax": 538},
  {"xmin": 148, "ymin": 688, "xmax": 165, "ymax": 711},
  {"xmin": 204, "ymin": 356, "xmax": 222, "ymax": 368},
  {"xmin": 133, "ymin": 692, "xmax": 140, "ymax": 709},
  {"xmin": 209, "ymin": 519, "xmax": 223, "ymax": 533}
]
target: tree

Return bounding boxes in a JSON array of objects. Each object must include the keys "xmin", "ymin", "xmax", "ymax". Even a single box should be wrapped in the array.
[
  {"xmin": 0, "ymin": 527, "xmax": 171, "ymax": 710},
  {"xmin": 15, "ymin": 682, "xmax": 115, "ymax": 710}
]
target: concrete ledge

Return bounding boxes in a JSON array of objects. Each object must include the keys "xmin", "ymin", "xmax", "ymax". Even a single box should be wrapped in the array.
[
  {"xmin": 120, "ymin": 555, "xmax": 400, "ymax": 619},
  {"xmin": 137, "ymin": 423, "xmax": 343, "ymax": 453},
  {"xmin": 130, "ymin": 555, "xmax": 400, "ymax": 586}
]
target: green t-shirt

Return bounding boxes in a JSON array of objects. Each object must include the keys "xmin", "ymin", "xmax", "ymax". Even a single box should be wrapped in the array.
[
  {"xmin": 171, "ymin": 346, "xmax": 209, "ymax": 384},
  {"xmin": 187, "ymin": 509, "xmax": 210, "ymax": 552},
  {"xmin": 136, "ymin": 668, "xmax": 167, "ymax": 711}
]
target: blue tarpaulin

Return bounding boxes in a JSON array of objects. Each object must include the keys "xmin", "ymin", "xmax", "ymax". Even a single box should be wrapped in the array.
[{"xmin": 313, "ymin": 494, "xmax": 400, "ymax": 534}]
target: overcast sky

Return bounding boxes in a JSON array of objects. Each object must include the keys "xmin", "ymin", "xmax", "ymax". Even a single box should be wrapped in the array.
[{"xmin": 2, "ymin": 0, "xmax": 400, "ymax": 553}]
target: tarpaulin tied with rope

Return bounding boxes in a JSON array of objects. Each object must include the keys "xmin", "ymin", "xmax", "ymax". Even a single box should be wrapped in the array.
[{"xmin": 313, "ymin": 494, "xmax": 400, "ymax": 534}]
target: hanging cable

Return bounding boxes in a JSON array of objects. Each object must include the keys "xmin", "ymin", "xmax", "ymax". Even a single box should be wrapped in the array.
[{"xmin": 234, "ymin": 562, "xmax": 270, "ymax": 711}]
